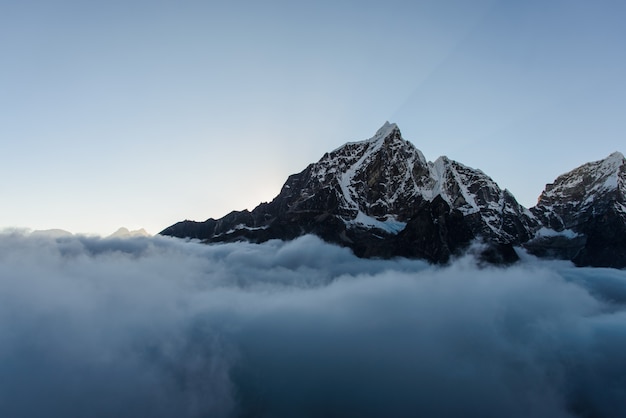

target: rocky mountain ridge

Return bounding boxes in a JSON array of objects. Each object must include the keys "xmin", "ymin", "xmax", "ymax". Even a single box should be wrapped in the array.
[
  {"xmin": 161, "ymin": 123, "xmax": 625, "ymax": 268},
  {"xmin": 525, "ymin": 151, "xmax": 626, "ymax": 267}
]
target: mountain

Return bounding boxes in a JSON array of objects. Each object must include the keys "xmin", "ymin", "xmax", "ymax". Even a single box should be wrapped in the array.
[
  {"xmin": 525, "ymin": 152, "xmax": 626, "ymax": 267},
  {"xmin": 160, "ymin": 123, "xmax": 625, "ymax": 268},
  {"xmin": 108, "ymin": 227, "xmax": 151, "ymax": 239},
  {"xmin": 30, "ymin": 229, "xmax": 74, "ymax": 238},
  {"xmin": 162, "ymin": 123, "xmax": 531, "ymax": 264}
]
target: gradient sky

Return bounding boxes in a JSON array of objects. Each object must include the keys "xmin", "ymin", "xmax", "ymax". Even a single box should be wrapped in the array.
[{"xmin": 2, "ymin": 0, "xmax": 625, "ymax": 235}]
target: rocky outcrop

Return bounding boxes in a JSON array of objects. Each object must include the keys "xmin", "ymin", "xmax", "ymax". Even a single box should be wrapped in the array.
[{"xmin": 525, "ymin": 152, "xmax": 626, "ymax": 268}]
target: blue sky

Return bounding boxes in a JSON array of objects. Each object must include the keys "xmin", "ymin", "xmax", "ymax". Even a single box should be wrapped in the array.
[{"xmin": 2, "ymin": 0, "xmax": 625, "ymax": 235}]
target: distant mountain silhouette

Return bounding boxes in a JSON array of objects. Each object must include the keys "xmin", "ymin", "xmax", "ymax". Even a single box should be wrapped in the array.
[{"xmin": 108, "ymin": 227, "xmax": 151, "ymax": 239}]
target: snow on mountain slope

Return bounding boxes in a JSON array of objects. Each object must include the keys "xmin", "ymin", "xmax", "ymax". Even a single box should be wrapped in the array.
[
  {"xmin": 287, "ymin": 122, "xmax": 535, "ymax": 242},
  {"xmin": 161, "ymin": 123, "xmax": 625, "ymax": 266},
  {"xmin": 429, "ymin": 156, "xmax": 537, "ymax": 243},
  {"xmin": 303, "ymin": 122, "xmax": 429, "ymax": 229},
  {"xmin": 532, "ymin": 151, "xmax": 626, "ymax": 230},
  {"xmin": 524, "ymin": 152, "xmax": 626, "ymax": 268}
]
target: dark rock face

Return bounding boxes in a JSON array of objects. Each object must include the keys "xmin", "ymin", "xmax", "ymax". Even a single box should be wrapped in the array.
[
  {"xmin": 430, "ymin": 157, "xmax": 538, "ymax": 245},
  {"xmin": 531, "ymin": 152, "xmax": 625, "ymax": 229},
  {"xmin": 391, "ymin": 196, "xmax": 475, "ymax": 263},
  {"xmin": 572, "ymin": 206, "xmax": 626, "ymax": 268},
  {"xmin": 161, "ymin": 123, "xmax": 626, "ymax": 268},
  {"xmin": 525, "ymin": 152, "xmax": 626, "ymax": 268}
]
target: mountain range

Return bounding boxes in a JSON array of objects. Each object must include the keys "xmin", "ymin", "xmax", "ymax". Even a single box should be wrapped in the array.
[{"xmin": 160, "ymin": 123, "xmax": 626, "ymax": 268}]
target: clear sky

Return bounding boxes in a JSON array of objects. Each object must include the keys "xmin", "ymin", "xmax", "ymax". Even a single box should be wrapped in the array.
[{"xmin": 2, "ymin": 0, "xmax": 625, "ymax": 236}]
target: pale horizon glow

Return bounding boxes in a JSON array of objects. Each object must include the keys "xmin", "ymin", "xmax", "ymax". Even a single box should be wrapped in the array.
[{"xmin": 2, "ymin": 1, "xmax": 625, "ymax": 235}]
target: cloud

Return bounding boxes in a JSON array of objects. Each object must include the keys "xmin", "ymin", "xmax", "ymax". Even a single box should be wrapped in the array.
[{"xmin": 0, "ymin": 232, "xmax": 625, "ymax": 417}]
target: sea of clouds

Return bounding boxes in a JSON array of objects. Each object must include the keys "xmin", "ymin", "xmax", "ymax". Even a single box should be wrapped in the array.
[{"xmin": 0, "ymin": 231, "xmax": 625, "ymax": 417}]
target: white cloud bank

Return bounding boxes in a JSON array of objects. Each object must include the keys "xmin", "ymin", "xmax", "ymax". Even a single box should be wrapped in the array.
[{"xmin": 0, "ymin": 232, "xmax": 625, "ymax": 417}]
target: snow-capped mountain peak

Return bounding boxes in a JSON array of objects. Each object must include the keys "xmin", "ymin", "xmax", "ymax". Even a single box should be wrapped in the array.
[
  {"xmin": 532, "ymin": 152, "xmax": 626, "ymax": 231},
  {"xmin": 527, "ymin": 152, "xmax": 626, "ymax": 267},
  {"xmin": 161, "ymin": 123, "xmax": 625, "ymax": 267},
  {"xmin": 169, "ymin": 122, "xmax": 534, "ymax": 248},
  {"xmin": 333, "ymin": 121, "xmax": 400, "ymax": 150},
  {"xmin": 426, "ymin": 155, "xmax": 536, "ymax": 243},
  {"xmin": 107, "ymin": 227, "xmax": 151, "ymax": 238},
  {"xmin": 306, "ymin": 122, "xmax": 429, "ymax": 223}
]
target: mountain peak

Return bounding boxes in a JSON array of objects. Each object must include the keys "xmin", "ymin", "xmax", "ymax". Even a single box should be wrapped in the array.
[
  {"xmin": 31, "ymin": 229, "xmax": 74, "ymax": 238},
  {"xmin": 373, "ymin": 121, "xmax": 399, "ymax": 139},
  {"xmin": 550, "ymin": 151, "xmax": 624, "ymax": 193},
  {"xmin": 162, "ymin": 122, "xmax": 536, "ymax": 262},
  {"xmin": 532, "ymin": 150, "xmax": 626, "ymax": 232},
  {"xmin": 160, "ymin": 123, "xmax": 626, "ymax": 268},
  {"xmin": 370, "ymin": 122, "xmax": 403, "ymax": 149},
  {"xmin": 309, "ymin": 122, "xmax": 428, "ymax": 221},
  {"xmin": 597, "ymin": 151, "xmax": 625, "ymax": 168},
  {"xmin": 108, "ymin": 227, "xmax": 151, "ymax": 238},
  {"xmin": 332, "ymin": 121, "xmax": 402, "ymax": 153},
  {"xmin": 528, "ymin": 150, "xmax": 626, "ymax": 267}
]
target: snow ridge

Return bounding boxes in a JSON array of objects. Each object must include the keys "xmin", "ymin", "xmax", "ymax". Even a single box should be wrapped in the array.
[
  {"xmin": 305, "ymin": 122, "xmax": 534, "ymax": 240},
  {"xmin": 533, "ymin": 151, "xmax": 626, "ymax": 230},
  {"xmin": 161, "ymin": 123, "xmax": 626, "ymax": 267}
]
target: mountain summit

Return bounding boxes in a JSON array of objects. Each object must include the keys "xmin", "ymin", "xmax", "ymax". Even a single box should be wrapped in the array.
[
  {"xmin": 526, "ymin": 151, "xmax": 626, "ymax": 267},
  {"xmin": 161, "ymin": 123, "xmax": 625, "ymax": 268},
  {"xmin": 532, "ymin": 151, "xmax": 625, "ymax": 230}
]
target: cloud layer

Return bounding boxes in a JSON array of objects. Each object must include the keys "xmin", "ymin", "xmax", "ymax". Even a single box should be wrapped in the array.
[{"xmin": 0, "ymin": 232, "xmax": 625, "ymax": 417}]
